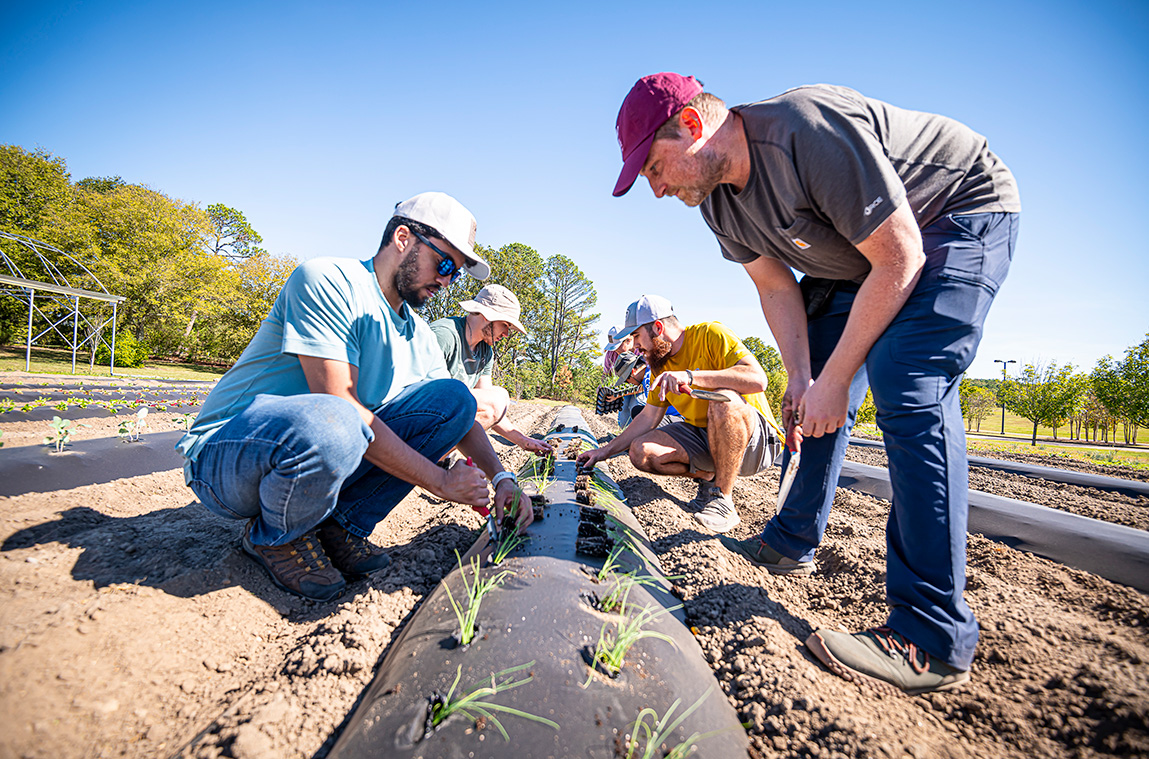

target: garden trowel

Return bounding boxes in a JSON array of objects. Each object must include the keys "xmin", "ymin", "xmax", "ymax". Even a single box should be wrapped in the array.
[{"xmin": 775, "ymin": 420, "xmax": 802, "ymax": 513}]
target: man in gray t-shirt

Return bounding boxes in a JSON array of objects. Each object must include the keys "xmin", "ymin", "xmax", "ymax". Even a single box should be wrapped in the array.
[
  {"xmin": 431, "ymin": 284, "xmax": 553, "ymax": 456},
  {"xmin": 613, "ymin": 73, "xmax": 1021, "ymax": 696}
]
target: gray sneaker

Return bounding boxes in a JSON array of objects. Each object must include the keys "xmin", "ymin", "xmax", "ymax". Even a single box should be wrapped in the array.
[
  {"xmin": 242, "ymin": 521, "xmax": 346, "ymax": 602},
  {"xmin": 719, "ymin": 535, "xmax": 815, "ymax": 576},
  {"xmin": 805, "ymin": 626, "xmax": 971, "ymax": 696},
  {"xmin": 687, "ymin": 479, "xmax": 721, "ymax": 512},
  {"xmin": 694, "ymin": 493, "xmax": 740, "ymax": 532}
]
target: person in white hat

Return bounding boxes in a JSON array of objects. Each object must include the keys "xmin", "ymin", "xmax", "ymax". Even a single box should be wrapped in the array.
[
  {"xmin": 177, "ymin": 192, "xmax": 527, "ymax": 602},
  {"xmin": 601, "ymin": 325, "xmax": 636, "ymax": 378},
  {"xmin": 578, "ymin": 294, "xmax": 780, "ymax": 533},
  {"xmin": 430, "ymin": 285, "xmax": 553, "ymax": 456}
]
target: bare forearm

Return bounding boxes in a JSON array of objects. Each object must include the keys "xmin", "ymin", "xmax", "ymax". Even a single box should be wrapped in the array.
[
  {"xmin": 759, "ymin": 285, "xmax": 811, "ymax": 381},
  {"xmin": 362, "ymin": 414, "xmax": 448, "ymax": 491},
  {"xmin": 691, "ymin": 364, "xmax": 768, "ymax": 394},
  {"xmin": 456, "ymin": 421, "xmax": 505, "ymax": 479},
  {"xmin": 819, "ymin": 265, "xmax": 919, "ymax": 385}
]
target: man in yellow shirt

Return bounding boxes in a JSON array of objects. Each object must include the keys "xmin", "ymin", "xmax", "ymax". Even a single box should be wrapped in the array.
[{"xmin": 578, "ymin": 295, "xmax": 780, "ymax": 532}]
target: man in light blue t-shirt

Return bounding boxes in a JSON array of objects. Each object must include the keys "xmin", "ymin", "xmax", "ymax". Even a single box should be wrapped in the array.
[{"xmin": 178, "ymin": 192, "xmax": 527, "ymax": 602}]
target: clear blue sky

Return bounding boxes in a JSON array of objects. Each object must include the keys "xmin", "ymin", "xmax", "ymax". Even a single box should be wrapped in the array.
[{"xmin": 3, "ymin": 0, "xmax": 1146, "ymax": 378}]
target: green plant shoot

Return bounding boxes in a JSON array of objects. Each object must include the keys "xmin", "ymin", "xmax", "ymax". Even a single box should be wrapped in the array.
[
  {"xmin": 587, "ymin": 604, "xmax": 678, "ymax": 682},
  {"xmin": 44, "ymin": 416, "xmax": 74, "ymax": 453},
  {"xmin": 431, "ymin": 662, "xmax": 559, "ymax": 740},
  {"xmin": 444, "ymin": 551, "xmax": 510, "ymax": 646},
  {"xmin": 625, "ymin": 689, "xmax": 726, "ymax": 759}
]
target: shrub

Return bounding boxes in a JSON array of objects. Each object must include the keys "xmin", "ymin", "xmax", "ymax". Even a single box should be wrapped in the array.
[{"xmin": 95, "ymin": 331, "xmax": 149, "ymax": 368}]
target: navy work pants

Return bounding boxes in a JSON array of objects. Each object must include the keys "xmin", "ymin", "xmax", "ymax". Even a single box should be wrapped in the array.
[{"xmin": 759, "ymin": 212, "xmax": 1019, "ymax": 670}]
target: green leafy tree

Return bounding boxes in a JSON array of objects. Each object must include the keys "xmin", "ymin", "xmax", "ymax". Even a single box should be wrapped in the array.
[
  {"xmin": 75, "ymin": 182, "xmax": 230, "ymax": 356},
  {"xmin": 534, "ymin": 254, "xmax": 599, "ymax": 396},
  {"xmin": 959, "ymin": 377, "xmax": 998, "ymax": 432},
  {"xmin": 1092, "ymin": 356, "xmax": 1128, "ymax": 444},
  {"xmin": 1119, "ymin": 333, "xmax": 1149, "ymax": 442},
  {"xmin": 1001, "ymin": 361, "xmax": 1084, "ymax": 445},
  {"xmin": 206, "ymin": 203, "xmax": 266, "ymax": 262},
  {"xmin": 190, "ymin": 250, "xmax": 296, "ymax": 360},
  {"xmin": 742, "ymin": 336, "xmax": 786, "ymax": 417}
]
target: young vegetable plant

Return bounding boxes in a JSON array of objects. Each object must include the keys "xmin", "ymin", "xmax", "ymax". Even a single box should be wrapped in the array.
[
  {"xmin": 520, "ymin": 461, "xmax": 553, "ymax": 497},
  {"xmin": 118, "ymin": 407, "xmax": 149, "ymax": 442},
  {"xmin": 595, "ymin": 541, "xmax": 628, "ymax": 583},
  {"xmin": 444, "ymin": 551, "xmax": 510, "ymax": 646},
  {"xmin": 177, "ymin": 413, "xmax": 196, "ymax": 431},
  {"xmin": 625, "ymin": 689, "xmax": 723, "ymax": 759},
  {"xmin": 491, "ymin": 493, "xmax": 528, "ymax": 565},
  {"xmin": 428, "ymin": 662, "xmax": 559, "ymax": 740},
  {"xmin": 44, "ymin": 416, "xmax": 75, "ymax": 453},
  {"xmin": 586, "ymin": 603, "xmax": 677, "ymax": 682}
]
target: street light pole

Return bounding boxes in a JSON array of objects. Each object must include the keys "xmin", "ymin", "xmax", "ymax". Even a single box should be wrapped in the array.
[{"xmin": 993, "ymin": 359, "xmax": 1016, "ymax": 436}]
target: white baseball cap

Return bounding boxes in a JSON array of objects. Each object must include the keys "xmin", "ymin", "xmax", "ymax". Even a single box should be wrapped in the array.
[
  {"xmin": 393, "ymin": 192, "xmax": 489, "ymax": 280},
  {"xmin": 459, "ymin": 284, "xmax": 527, "ymax": 334},
  {"xmin": 613, "ymin": 294, "xmax": 675, "ymax": 341}
]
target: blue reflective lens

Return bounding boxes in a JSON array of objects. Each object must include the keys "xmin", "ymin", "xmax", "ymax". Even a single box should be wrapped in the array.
[{"xmin": 412, "ymin": 230, "xmax": 462, "ymax": 283}]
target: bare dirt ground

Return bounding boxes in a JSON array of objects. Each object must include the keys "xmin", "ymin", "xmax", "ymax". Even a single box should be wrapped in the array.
[
  {"xmin": 1, "ymin": 390, "xmax": 1147, "ymax": 759},
  {"xmin": 843, "ymin": 446, "xmax": 1149, "ymax": 531}
]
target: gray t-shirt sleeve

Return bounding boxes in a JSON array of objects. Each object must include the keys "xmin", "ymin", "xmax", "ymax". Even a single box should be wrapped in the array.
[
  {"xmin": 714, "ymin": 229, "xmax": 760, "ymax": 265},
  {"xmin": 788, "ymin": 97, "xmax": 907, "ymax": 245}
]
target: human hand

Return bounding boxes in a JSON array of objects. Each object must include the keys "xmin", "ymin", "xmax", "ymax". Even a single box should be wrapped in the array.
[
  {"xmin": 577, "ymin": 447, "xmax": 608, "ymax": 469},
  {"xmin": 519, "ymin": 435, "xmax": 554, "ymax": 457},
  {"xmin": 782, "ymin": 376, "xmax": 813, "ymax": 431},
  {"xmin": 494, "ymin": 481, "xmax": 534, "ymax": 531},
  {"xmin": 441, "ymin": 459, "xmax": 491, "ymax": 508},
  {"xmin": 796, "ymin": 377, "xmax": 850, "ymax": 438},
  {"xmin": 652, "ymin": 370, "xmax": 691, "ymax": 401}
]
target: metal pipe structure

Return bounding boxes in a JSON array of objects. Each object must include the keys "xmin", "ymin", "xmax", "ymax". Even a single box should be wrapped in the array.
[{"xmin": 328, "ymin": 407, "xmax": 749, "ymax": 759}]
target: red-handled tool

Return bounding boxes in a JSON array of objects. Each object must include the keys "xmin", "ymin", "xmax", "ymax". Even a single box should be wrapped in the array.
[{"xmin": 461, "ymin": 457, "xmax": 492, "ymax": 517}]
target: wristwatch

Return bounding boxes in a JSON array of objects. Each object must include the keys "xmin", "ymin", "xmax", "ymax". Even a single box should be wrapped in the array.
[{"xmin": 491, "ymin": 471, "xmax": 517, "ymax": 489}]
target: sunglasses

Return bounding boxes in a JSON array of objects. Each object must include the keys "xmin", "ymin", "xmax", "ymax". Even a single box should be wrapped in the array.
[{"xmin": 412, "ymin": 230, "xmax": 463, "ymax": 283}]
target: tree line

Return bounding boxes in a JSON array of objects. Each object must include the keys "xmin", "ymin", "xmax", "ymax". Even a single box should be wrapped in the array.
[
  {"xmin": 16, "ymin": 143, "xmax": 1135, "ymax": 435},
  {"xmin": 959, "ymin": 335, "xmax": 1149, "ymax": 445},
  {"xmin": 0, "ymin": 145, "xmax": 296, "ymax": 366}
]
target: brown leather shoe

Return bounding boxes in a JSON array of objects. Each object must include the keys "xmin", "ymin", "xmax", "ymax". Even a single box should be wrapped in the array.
[
  {"xmin": 242, "ymin": 521, "xmax": 346, "ymax": 601},
  {"xmin": 317, "ymin": 519, "xmax": 392, "ymax": 576}
]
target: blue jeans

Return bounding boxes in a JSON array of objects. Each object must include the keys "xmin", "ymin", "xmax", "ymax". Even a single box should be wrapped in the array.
[
  {"xmin": 188, "ymin": 378, "xmax": 476, "ymax": 545},
  {"xmin": 760, "ymin": 212, "xmax": 1019, "ymax": 670}
]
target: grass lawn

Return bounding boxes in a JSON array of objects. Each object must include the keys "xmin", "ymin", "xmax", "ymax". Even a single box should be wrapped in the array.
[{"xmin": 0, "ymin": 345, "xmax": 227, "ymax": 382}]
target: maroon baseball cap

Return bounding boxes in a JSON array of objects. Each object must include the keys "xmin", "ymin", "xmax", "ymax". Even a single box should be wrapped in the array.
[{"xmin": 612, "ymin": 72, "xmax": 704, "ymax": 197}]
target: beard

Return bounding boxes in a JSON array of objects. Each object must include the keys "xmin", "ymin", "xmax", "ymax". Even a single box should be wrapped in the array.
[
  {"xmin": 645, "ymin": 333, "xmax": 674, "ymax": 375},
  {"xmin": 675, "ymin": 146, "xmax": 729, "ymax": 207},
  {"xmin": 481, "ymin": 322, "xmax": 496, "ymax": 345},
  {"xmin": 394, "ymin": 246, "xmax": 437, "ymax": 308}
]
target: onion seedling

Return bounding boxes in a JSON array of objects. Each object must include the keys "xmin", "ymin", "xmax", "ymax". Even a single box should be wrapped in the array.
[
  {"xmin": 444, "ymin": 551, "xmax": 510, "ymax": 646},
  {"xmin": 586, "ymin": 603, "xmax": 677, "ymax": 681},
  {"xmin": 429, "ymin": 662, "xmax": 559, "ymax": 740},
  {"xmin": 625, "ymin": 689, "xmax": 725, "ymax": 759}
]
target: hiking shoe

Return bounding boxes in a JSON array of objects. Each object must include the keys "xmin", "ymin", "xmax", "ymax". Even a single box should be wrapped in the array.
[
  {"xmin": 242, "ymin": 522, "xmax": 346, "ymax": 602},
  {"xmin": 719, "ymin": 535, "xmax": 815, "ymax": 576},
  {"xmin": 317, "ymin": 519, "xmax": 392, "ymax": 576},
  {"xmin": 687, "ymin": 478, "xmax": 721, "ymax": 512},
  {"xmin": 805, "ymin": 626, "xmax": 971, "ymax": 696},
  {"xmin": 694, "ymin": 493, "xmax": 740, "ymax": 533}
]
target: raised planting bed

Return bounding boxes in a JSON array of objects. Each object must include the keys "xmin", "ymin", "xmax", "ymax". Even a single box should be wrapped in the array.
[{"xmin": 328, "ymin": 406, "xmax": 749, "ymax": 759}]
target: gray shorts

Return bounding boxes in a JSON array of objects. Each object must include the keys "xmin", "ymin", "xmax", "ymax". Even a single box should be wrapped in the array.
[{"xmin": 659, "ymin": 412, "xmax": 780, "ymax": 477}]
